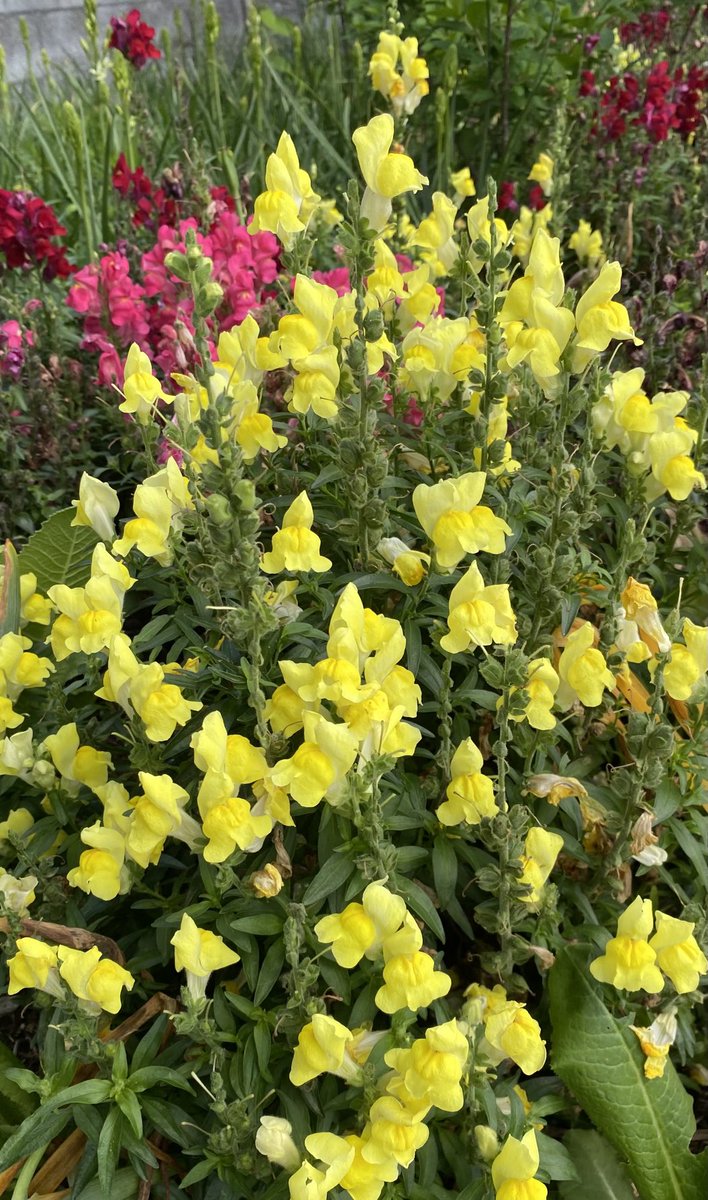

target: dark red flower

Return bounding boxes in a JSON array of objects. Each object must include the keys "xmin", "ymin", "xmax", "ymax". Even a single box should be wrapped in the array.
[
  {"xmin": 497, "ymin": 180, "xmax": 518, "ymax": 213},
  {"xmin": 0, "ymin": 189, "xmax": 73, "ymax": 280},
  {"xmin": 109, "ymin": 9, "xmax": 161, "ymax": 69},
  {"xmin": 527, "ymin": 184, "xmax": 547, "ymax": 212}
]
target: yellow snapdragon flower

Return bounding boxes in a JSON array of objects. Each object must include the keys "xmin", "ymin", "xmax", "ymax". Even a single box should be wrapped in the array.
[
  {"xmin": 569, "ymin": 219, "xmax": 604, "ymax": 267},
  {"xmin": 450, "ymin": 166, "xmax": 475, "ymax": 206},
  {"xmin": 385, "ymin": 1018, "xmax": 469, "ymax": 1112},
  {"xmin": 440, "ymin": 562, "xmax": 517, "ymax": 653},
  {"xmin": 376, "ymin": 914, "xmax": 451, "ymax": 1013},
  {"xmin": 363, "ymin": 1095, "xmax": 430, "ymax": 1169},
  {"xmin": 352, "ymin": 113, "xmax": 427, "ymax": 232},
  {"xmin": 130, "ymin": 660, "xmax": 202, "ymax": 742},
  {"xmin": 262, "ymin": 492, "xmax": 332, "ymax": 574},
  {"xmin": 171, "ymin": 911, "xmax": 240, "ymax": 998},
  {"xmin": 290, "ymin": 1014, "xmax": 363, "ymax": 1086},
  {"xmin": 7, "ymin": 937, "xmax": 61, "ymax": 997},
  {"xmin": 590, "ymin": 897, "xmax": 664, "ymax": 992},
  {"xmin": 518, "ymin": 827, "xmax": 564, "ymax": 905},
  {"xmin": 437, "ymin": 738, "xmax": 497, "ymax": 826},
  {"xmin": 647, "ymin": 427, "xmax": 706, "ymax": 501},
  {"xmin": 0, "ymin": 570, "xmax": 53, "ymax": 629},
  {"xmin": 271, "ymin": 712, "xmax": 358, "ymax": 808},
  {"xmin": 42, "ymin": 722, "xmax": 111, "ymax": 793},
  {"xmin": 119, "ymin": 343, "xmax": 167, "ymax": 423},
  {"xmin": 0, "ymin": 806, "xmax": 34, "ymax": 844},
  {"xmin": 571, "ymin": 261, "xmax": 641, "ymax": 372},
  {"xmin": 378, "ymin": 537, "xmax": 430, "ymax": 586},
  {"xmin": 649, "ymin": 913, "xmax": 707, "ymax": 994},
  {"xmin": 658, "ymin": 618, "xmax": 708, "ymax": 702},
  {"xmin": 492, "ymin": 1130, "xmax": 547, "ymax": 1200},
  {"xmin": 528, "ymin": 151, "xmax": 554, "ymax": 197},
  {"xmin": 315, "ymin": 880, "xmax": 408, "ymax": 968},
  {"xmin": 412, "ymin": 192, "xmax": 458, "ymax": 275},
  {"xmin": 466, "ymin": 983, "xmax": 547, "ymax": 1075},
  {"xmin": 289, "ymin": 1134, "xmax": 354, "ymax": 1200},
  {"xmin": 509, "ymin": 657, "xmax": 559, "ymax": 730},
  {"xmin": 338, "ymin": 1132, "xmax": 398, "ymax": 1200},
  {"xmin": 112, "ymin": 482, "xmax": 172, "ymax": 565},
  {"xmin": 71, "ymin": 472, "xmax": 120, "ymax": 542},
  {"xmin": 250, "ymin": 132, "xmax": 321, "ymax": 248},
  {"xmin": 399, "ymin": 314, "xmax": 482, "ymax": 402},
  {"xmin": 556, "ymin": 621, "xmax": 615, "ymax": 708},
  {"xmin": 413, "ymin": 472, "xmax": 511, "ymax": 571},
  {"xmin": 369, "ymin": 30, "xmax": 429, "ymax": 117},
  {"xmin": 467, "ymin": 195, "xmax": 511, "ymax": 274},
  {"xmin": 57, "ymin": 945, "xmax": 134, "ymax": 1014},
  {"xmin": 0, "ymin": 631, "xmax": 54, "ymax": 700},
  {"xmin": 125, "ymin": 771, "xmax": 201, "ymax": 869},
  {"xmin": 67, "ymin": 823, "xmax": 129, "ymax": 901}
]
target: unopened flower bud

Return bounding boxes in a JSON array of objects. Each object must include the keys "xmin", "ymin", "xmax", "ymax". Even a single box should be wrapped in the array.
[
  {"xmin": 474, "ymin": 1124, "xmax": 499, "ymax": 1162},
  {"xmin": 255, "ymin": 1116, "xmax": 300, "ymax": 1171},
  {"xmin": 251, "ymin": 864, "xmax": 284, "ymax": 898}
]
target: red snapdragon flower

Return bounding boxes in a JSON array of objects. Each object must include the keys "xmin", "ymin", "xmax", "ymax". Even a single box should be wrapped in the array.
[
  {"xmin": 497, "ymin": 181, "xmax": 518, "ymax": 213},
  {"xmin": 109, "ymin": 9, "xmax": 161, "ymax": 69},
  {"xmin": 0, "ymin": 190, "xmax": 73, "ymax": 280}
]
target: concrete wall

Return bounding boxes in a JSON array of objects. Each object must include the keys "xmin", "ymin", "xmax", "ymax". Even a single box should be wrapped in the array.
[{"xmin": 0, "ymin": 1, "xmax": 300, "ymax": 82}]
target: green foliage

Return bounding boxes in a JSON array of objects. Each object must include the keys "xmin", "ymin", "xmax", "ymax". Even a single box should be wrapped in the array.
[
  {"xmin": 17, "ymin": 508, "xmax": 99, "ymax": 590},
  {"xmin": 560, "ymin": 1131, "xmax": 634, "ymax": 1200},
  {"xmin": 550, "ymin": 947, "xmax": 708, "ymax": 1200}
]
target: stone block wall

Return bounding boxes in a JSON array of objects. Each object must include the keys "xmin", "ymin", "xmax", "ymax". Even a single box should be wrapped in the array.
[{"xmin": 0, "ymin": 1, "xmax": 299, "ymax": 81}]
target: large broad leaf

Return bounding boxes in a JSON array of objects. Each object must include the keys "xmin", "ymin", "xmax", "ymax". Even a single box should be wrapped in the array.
[
  {"xmin": 17, "ymin": 508, "xmax": 99, "ymax": 592},
  {"xmin": 560, "ymin": 1130, "xmax": 634, "ymax": 1199},
  {"xmin": 549, "ymin": 945, "xmax": 708, "ymax": 1200}
]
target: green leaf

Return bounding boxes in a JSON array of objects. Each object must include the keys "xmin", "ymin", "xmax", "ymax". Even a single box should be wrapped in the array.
[
  {"xmin": 549, "ymin": 945, "xmax": 708, "ymax": 1200},
  {"xmin": 0, "ymin": 541, "xmax": 21, "ymax": 636},
  {"xmin": 0, "ymin": 1106, "xmax": 70, "ymax": 1171},
  {"xmin": 395, "ymin": 877, "xmax": 446, "ymax": 943},
  {"xmin": 115, "ymin": 1090, "xmax": 142, "ymax": 1140},
  {"xmin": 667, "ymin": 819, "xmax": 708, "ymax": 892},
  {"xmin": 228, "ymin": 913, "xmax": 284, "ymax": 935},
  {"xmin": 560, "ymin": 1130, "xmax": 634, "ymax": 1199},
  {"xmin": 302, "ymin": 853, "xmax": 356, "ymax": 907},
  {"xmin": 129, "ymin": 1014, "xmax": 169, "ymax": 1073},
  {"xmin": 56, "ymin": 1079, "xmax": 113, "ymax": 1106},
  {"xmin": 76, "ymin": 1166, "xmax": 140, "ymax": 1200},
  {"xmin": 179, "ymin": 1157, "xmax": 216, "ymax": 1189},
  {"xmin": 432, "ymin": 837, "xmax": 458, "ymax": 908},
  {"xmin": 97, "ymin": 1107, "xmax": 123, "ymax": 1195},
  {"xmin": 254, "ymin": 940, "xmax": 286, "ymax": 1006},
  {"xmin": 536, "ymin": 1131, "xmax": 578, "ymax": 1181},
  {"xmin": 0, "ymin": 1044, "xmax": 37, "ymax": 1122},
  {"xmin": 128, "ymin": 1066, "xmax": 192, "ymax": 1093},
  {"xmin": 17, "ymin": 508, "xmax": 99, "ymax": 591}
]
